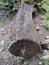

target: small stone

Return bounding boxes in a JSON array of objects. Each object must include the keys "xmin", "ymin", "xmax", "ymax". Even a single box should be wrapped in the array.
[
  {"xmin": 12, "ymin": 22, "xmax": 14, "ymax": 24},
  {"xmin": 1, "ymin": 40, "xmax": 5, "ymax": 45},
  {"xmin": 17, "ymin": 57, "xmax": 19, "ymax": 61},
  {"xmin": 39, "ymin": 61, "xmax": 42, "ymax": 65},
  {"xmin": 36, "ymin": 26, "xmax": 40, "ymax": 31},
  {"xmin": 1, "ymin": 29, "xmax": 4, "ymax": 31},
  {"xmin": 0, "ymin": 40, "xmax": 5, "ymax": 51},
  {"xmin": 0, "ymin": 47, "xmax": 5, "ymax": 52},
  {"xmin": 45, "ymin": 36, "xmax": 49, "ymax": 39},
  {"xmin": 44, "ymin": 39, "xmax": 49, "ymax": 44},
  {"xmin": 0, "ymin": 13, "xmax": 2, "ymax": 15},
  {"xmin": 42, "ymin": 55, "xmax": 49, "ymax": 59},
  {"xmin": 40, "ymin": 24, "xmax": 43, "ymax": 26},
  {"xmin": 43, "ymin": 50, "xmax": 49, "ymax": 55},
  {"xmin": 24, "ymin": 61, "xmax": 29, "ymax": 65},
  {"xmin": 3, "ymin": 10, "xmax": 5, "ymax": 13}
]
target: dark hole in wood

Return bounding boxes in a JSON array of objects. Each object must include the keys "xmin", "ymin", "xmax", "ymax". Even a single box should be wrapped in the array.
[
  {"xmin": 41, "ymin": 44, "xmax": 49, "ymax": 50},
  {"xmin": 9, "ymin": 39, "xmax": 41, "ymax": 59}
]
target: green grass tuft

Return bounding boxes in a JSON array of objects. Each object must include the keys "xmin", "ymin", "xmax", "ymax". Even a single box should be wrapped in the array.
[{"xmin": 0, "ymin": 19, "xmax": 3, "ymax": 26}]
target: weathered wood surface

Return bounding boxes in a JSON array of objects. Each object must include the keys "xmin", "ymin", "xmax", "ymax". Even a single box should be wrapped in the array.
[{"xmin": 0, "ymin": 1, "xmax": 49, "ymax": 65}]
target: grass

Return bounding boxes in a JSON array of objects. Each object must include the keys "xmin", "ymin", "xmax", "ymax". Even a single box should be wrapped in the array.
[
  {"xmin": 0, "ymin": 2, "xmax": 8, "ymax": 7},
  {"xmin": 43, "ymin": 13, "xmax": 49, "ymax": 29},
  {"xmin": 42, "ymin": 57, "xmax": 49, "ymax": 65},
  {"xmin": 0, "ymin": 0, "xmax": 21, "ymax": 20},
  {"xmin": 40, "ymin": 0, "xmax": 49, "ymax": 30},
  {"xmin": 0, "ymin": 19, "xmax": 3, "ymax": 26},
  {"xmin": 17, "ymin": 57, "xmax": 29, "ymax": 65},
  {"xmin": 25, "ymin": 0, "xmax": 33, "ymax": 4}
]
